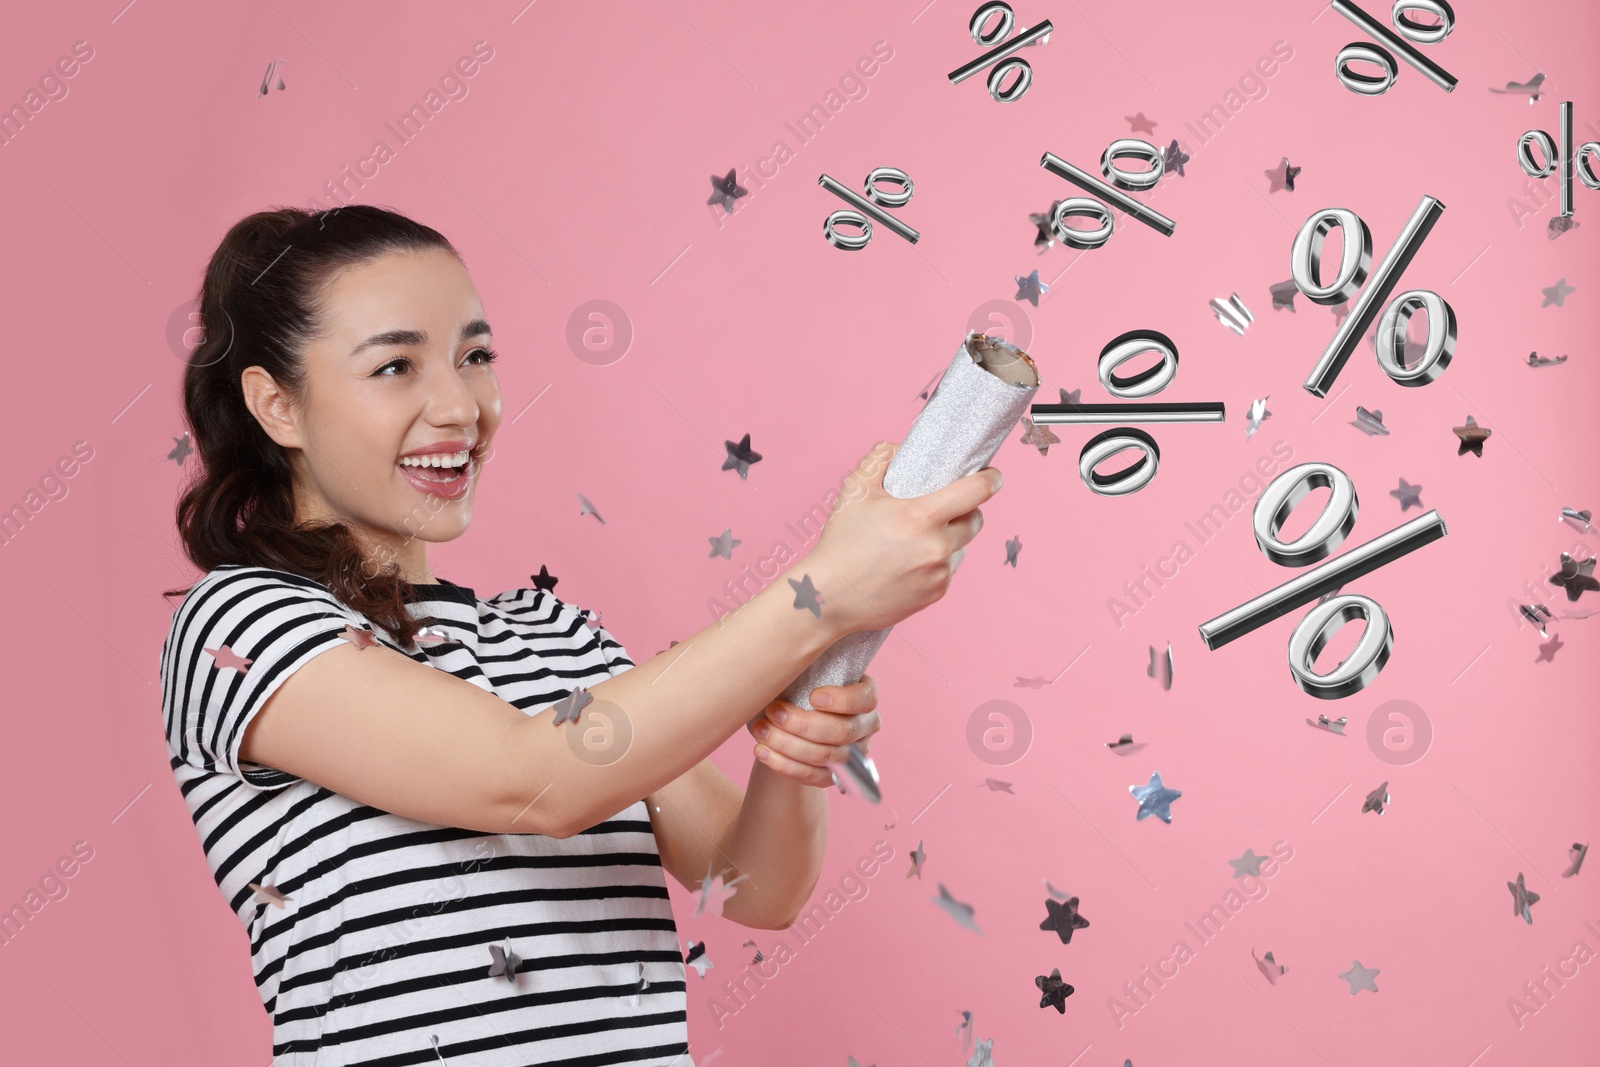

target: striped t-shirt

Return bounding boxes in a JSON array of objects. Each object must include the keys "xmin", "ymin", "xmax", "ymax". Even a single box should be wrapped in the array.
[{"xmin": 160, "ymin": 564, "xmax": 692, "ymax": 1066}]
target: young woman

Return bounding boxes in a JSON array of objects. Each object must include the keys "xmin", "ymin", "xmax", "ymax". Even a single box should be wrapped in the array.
[{"xmin": 159, "ymin": 204, "xmax": 1001, "ymax": 1065}]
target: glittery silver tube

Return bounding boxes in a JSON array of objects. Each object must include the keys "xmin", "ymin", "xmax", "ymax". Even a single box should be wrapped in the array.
[{"xmin": 771, "ymin": 331, "xmax": 1041, "ymax": 799}]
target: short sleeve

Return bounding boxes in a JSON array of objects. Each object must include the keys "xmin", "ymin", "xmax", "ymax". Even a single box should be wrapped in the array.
[
  {"xmin": 161, "ymin": 567, "xmax": 363, "ymax": 791},
  {"xmin": 590, "ymin": 616, "xmax": 636, "ymax": 678}
]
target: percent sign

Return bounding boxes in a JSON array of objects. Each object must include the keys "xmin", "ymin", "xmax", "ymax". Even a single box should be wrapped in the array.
[
  {"xmin": 1330, "ymin": 0, "xmax": 1457, "ymax": 96},
  {"xmin": 948, "ymin": 2, "xmax": 1053, "ymax": 103},
  {"xmin": 1518, "ymin": 101, "xmax": 1600, "ymax": 219},
  {"xmin": 1197, "ymin": 462, "xmax": 1447, "ymax": 699},
  {"xmin": 1028, "ymin": 329, "xmax": 1224, "ymax": 496},
  {"xmin": 1038, "ymin": 141, "xmax": 1176, "ymax": 249},
  {"xmin": 818, "ymin": 168, "xmax": 918, "ymax": 250},
  {"xmin": 1289, "ymin": 194, "xmax": 1453, "ymax": 397}
]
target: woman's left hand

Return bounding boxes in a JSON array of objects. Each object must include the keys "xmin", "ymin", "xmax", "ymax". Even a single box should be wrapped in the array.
[{"xmin": 746, "ymin": 674, "xmax": 881, "ymax": 788}]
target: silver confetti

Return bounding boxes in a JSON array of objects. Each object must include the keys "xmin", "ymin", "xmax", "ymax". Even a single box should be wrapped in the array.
[
  {"xmin": 1147, "ymin": 642, "xmax": 1173, "ymax": 690},
  {"xmin": 1508, "ymin": 872, "xmax": 1540, "ymax": 923},
  {"xmin": 1306, "ymin": 714, "xmax": 1348, "ymax": 735},
  {"xmin": 1526, "ymin": 351, "xmax": 1568, "ymax": 367},
  {"xmin": 1209, "ymin": 292, "xmax": 1254, "ymax": 335},
  {"xmin": 1350, "ymin": 406, "xmax": 1389, "ymax": 435},
  {"xmin": 1563, "ymin": 843, "xmax": 1588, "ymax": 877},
  {"xmin": 1559, "ymin": 507, "xmax": 1593, "ymax": 534}
]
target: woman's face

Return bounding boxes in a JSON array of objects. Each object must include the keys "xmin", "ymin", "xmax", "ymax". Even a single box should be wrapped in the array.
[{"xmin": 247, "ymin": 246, "xmax": 503, "ymax": 580}]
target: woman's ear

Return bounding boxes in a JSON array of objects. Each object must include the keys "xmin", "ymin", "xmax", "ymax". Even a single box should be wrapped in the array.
[{"xmin": 240, "ymin": 365, "xmax": 306, "ymax": 449}]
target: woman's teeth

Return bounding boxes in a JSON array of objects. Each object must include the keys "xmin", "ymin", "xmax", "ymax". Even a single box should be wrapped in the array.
[{"xmin": 399, "ymin": 450, "xmax": 470, "ymax": 469}]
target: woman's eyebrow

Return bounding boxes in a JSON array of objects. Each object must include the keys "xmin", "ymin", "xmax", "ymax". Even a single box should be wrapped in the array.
[{"xmin": 349, "ymin": 319, "xmax": 492, "ymax": 357}]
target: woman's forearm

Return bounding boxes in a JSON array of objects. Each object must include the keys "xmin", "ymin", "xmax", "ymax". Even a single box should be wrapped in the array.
[
  {"xmin": 714, "ymin": 759, "xmax": 828, "ymax": 929},
  {"xmin": 495, "ymin": 553, "xmax": 848, "ymax": 836}
]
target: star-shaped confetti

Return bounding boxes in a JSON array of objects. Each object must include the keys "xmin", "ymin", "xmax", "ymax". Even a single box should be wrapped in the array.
[
  {"xmin": 206, "ymin": 644, "xmax": 253, "ymax": 673},
  {"xmin": 1229, "ymin": 849, "xmax": 1267, "ymax": 878},
  {"xmin": 1004, "ymin": 535, "xmax": 1021, "ymax": 567},
  {"xmin": 1126, "ymin": 112, "xmax": 1157, "ymax": 135},
  {"xmin": 249, "ymin": 882, "xmax": 291, "ymax": 908},
  {"xmin": 933, "ymin": 883, "xmax": 983, "ymax": 935},
  {"xmin": 1549, "ymin": 553, "xmax": 1599, "ymax": 601},
  {"xmin": 1521, "ymin": 603, "xmax": 1554, "ymax": 637},
  {"xmin": 707, "ymin": 169, "xmax": 748, "ymax": 214},
  {"xmin": 487, "ymin": 942, "xmax": 521, "ymax": 985},
  {"xmin": 1535, "ymin": 633, "xmax": 1564, "ymax": 663},
  {"xmin": 1339, "ymin": 960, "xmax": 1380, "ymax": 994},
  {"xmin": 1453, "ymin": 415, "xmax": 1491, "ymax": 457},
  {"xmin": 1541, "ymin": 277, "xmax": 1575, "ymax": 307},
  {"xmin": 550, "ymin": 686, "xmax": 593, "ymax": 726},
  {"xmin": 1040, "ymin": 896, "xmax": 1090, "ymax": 943},
  {"xmin": 340, "ymin": 624, "xmax": 377, "ymax": 650},
  {"xmin": 1245, "ymin": 396, "xmax": 1272, "ymax": 438},
  {"xmin": 1307, "ymin": 714, "xmax": 1348, "ymax": 735},
  {"xmin": 684, "ymin": 939, "xmax": 713, "ymax": 978},
  {"xmin": 967, "ymin": 1037, "xmax": 995, "ymax": 1067},
  {"xmin": 1254, "ymin": 948, "xmax": 1288, "ymax": 985},
  {"xmin": 1130, "ymin": 771, "xmax": 1182, "ymax": 823},
  {"xmin": 1548, "ymin": 215, "xmax": 1579, "ymax": 239},
  {"xmin": 907, "ymin": 839, "xmax": 926, "ymax": 879},
  {"xmin": 1029, "ymin": 199, "xmax": 1064, "ymax": 252},
  {"xmin": 695, "ymin": 859, "xmax": 749, "ymax": 918},
  {"xmin": 1561, "ymin": 507, "xmax": 1594, "ymax": 533},
  {"xmin": 722, "ymin": 433, "xmax": 762, "ymax": 479},
  {"xmin": 1508, "ymin": 871, "xmax": 1540, "ymax": 923},
  {"xmin": 577, "ymin": 492, "xmax": 605, "ymax": 524},
  {"xmin": 529, "ymin": 565, "xmax": 559, "ymax": 592},
  {"xmin": 1350, "ymin": 406, "xmax": 1388, "ymax": 436},
  {"xmin": 1162, "ymin": 139, "xmax": 1190, "ymax": 177},
  {"xmin": 1269, "ymin": 279, "xmax": 1299, "ymax": 311},
  {"xmin": 1563, "ymin": 843, "xmax": 1588, "ymax": 877},
  {"xmin": 1015, "ymin": 269, "xmax": 1049, "ymax": 306},
  {"xmin": 1035, "ymin": 967, "xmax": 1074, "ymax": 1012},
  {"xmin": 1362, "ymin": 780, "xmax": 1390, "ymax": 815},
  {"xmin": 168, "ymin": 432, "xmax": 194, "ymax": 465},
  {"xmin": 1058, "ymin": 387, "xmax": 1080, "ymax": 406},
  {"xmin": 981, "ymin": 778, "xmax": 1014, "ymax": 793},
  {"xmin": 708, "ymin": 528, "xmax": 741, "ymax": 561},
  {"xmin": 787, "ymin": 573, "xmax": 823, "ymax": 617},
  {"xmin": 1389, "ymin": 478, "xmax": 1423, "ymax": 511},
  {"xmin": 1265, "ymin": 156, "xmax": 1301, "ymax": 192}
]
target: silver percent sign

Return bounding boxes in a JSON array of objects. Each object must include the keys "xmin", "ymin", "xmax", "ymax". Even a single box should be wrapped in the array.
[
  {"xmin": 1038, "ymin": 140, "xmax": 1176, "ymax": 250},
  {"xmin": 1518, "ymin": 101, "xmax": 1600, "ymax": 219},
  {"xmin": 1197, "ymin": 462, "xmax": 1447, "ymax": 699},
  {"xmin": 818, "ymin": 168, "xmax": 919, "ymax": 250},
  {"xmin": 1330, "ymin": 0, "xmax": 1457, "ymax": 96},
  {"xmin": 1027, "ymin": 329, "xmax": 1224, "ymax": 496},
  {"xmin": 947, "ymin": 2, "xmax": 1053, "ymax": 103},
  {"xmin": 1289, "ymin": 194, "xmax": 1453, "ymax": 397}
]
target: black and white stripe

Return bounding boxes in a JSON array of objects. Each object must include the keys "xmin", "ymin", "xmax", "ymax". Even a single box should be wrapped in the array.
[{"xmin": 160, "ymin": 565, "xmax": 691, "ymax": 1066}]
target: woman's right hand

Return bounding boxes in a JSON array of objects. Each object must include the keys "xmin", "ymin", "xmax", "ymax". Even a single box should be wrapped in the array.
[{"xmin": 800, "ymin": 439, "xmax": 1003, "ymax": 636}]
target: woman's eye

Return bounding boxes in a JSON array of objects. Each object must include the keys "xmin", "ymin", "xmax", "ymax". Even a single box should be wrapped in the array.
[
  {"xmin": 466, "ymin": 347, "xmax": 499, "ymax": 366},
  {"xmin": 374, "ymin": 357, "xmax": 411, "ymax": 376}
]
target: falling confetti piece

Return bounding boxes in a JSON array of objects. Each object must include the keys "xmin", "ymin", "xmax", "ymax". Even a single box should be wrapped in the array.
[
  {"xmin": 721, "ymin": 433, "xmax": 762, "ymax": 478},
  {"xmin": 1265, "ymin": 156, "xmax": 1302, "ymax": 192},
  {"xmin": 908, "ymin": 840, "xmax": 926, "ymax": 879},
  {"xmin": 1562, "ymin": 843, "xmax": 1588, "ymax": 877},
  {"xmin": 1520, "ymin": 603, "xmax": 1554, "ymax": 637},
  {"xmin": 487, "ymin": 942, "xmax": 520, "ymax": 985},
  {"xmin": 1106, "ymin": 733, "xmax": 1148, "ymax": 755},
  {"xmin": 1004, "ymin": 535, "xmax": 1022, "ymax": 567},
  {"xmin": 1209, "ymin": 292, "xmax": 1254, "ymax": 335},
  {"xmin": 550, "ymin": 687, "xmax": 593, "ymax": 726},
  {"xmin": 708, "ymin": 529, "xmax": 741, "ymax": 560},
  {"xmin": 1362, "ymin": 781, "xmax": 1390, "ymax": 815},
  {"xmin": 695, "ymin": 860, "xmax": 749, "ymax": 918},
  {"xmin": 576, "ymin": 493, "xmax": 605, "ymax": 524},
  {"xmin": 980, "ymin": 778, "xmax": 1014, "ymax": 793},
  {"xmin": 1547, "ymin": 215, "xmax": 1578, "ymax": 239},
  {"xmin": 249, "ymin": 882, "xmax": 291, "ymax": 908},
  {"xmin": 1453, "ymin": 415, "xmax": 1491, "ymax": 457},
  {"xmin": 1535, "ymin": 633, "xmax": 1564, "ymax": 662},
  {"xmin": 787, "ymin": 574, "xmax": 824, "ymax": 617},
  {"xmin": 1014, "ymin": 269, "xmax": 1049, "ymax": 306},
  {"xmin": 1245, "ymin": 396, "xmax": 1272, "ymax": 438},
  {"xmin": 1549, "ymin": 553, "xmax": 1599, "ymax": 601},
  {"xmin": 1035, "ymin": 967, "xmax": 1074, "ymax": 1012},
  {"xmin": 1254, "ymin": 948, "xmax": 1288, "ymax": 985},
  {"xmin": 1389, "ymin": 478, "xmax": 1423, "ymax": 511},
  {"xmin": 967, "ymin": 1037, "xmax": 995, "ymax": 1067},
  {"xmin": 1526, "ymin": 351, "xmax": 1568, "ymax": 367},
  {"xmin": 1162, "ymin": 139, "xmax": 1190, "ymax": 177},
  {"xmin": 1339, "ymin": 960, "xmax": 1380, "ymax": 994},
  {"xmin": 1488, "ymin": 72, "xmax": 1545, "ymax": 102},
  {"xmin": 629, "ymin": 960, "xmax": 650, "ymax": 1005},
  {"xmin": 529, "ymin": 565, "xmax": 559, "ymax": 592},
  {"xmin": 1044, "ymin": 880, "xmax": 1072, "ymax": 902},
  {"xmin": 1147, "ymin": 642, "xmax": 1173, "ymax": 690},
  {"xmin": 883, "ymin": 807, "xmax": 897, "ymax": 829},
  {"xmin": 167, "ymin": 433, "xmax": 193, "ymax": 465},
  {"xmin": 1559, "ymin": 507, "xmax": 1593, "ymax": 534},
  {"xmin": 1039, "ymin": 895, "xmax": 1090, "ymax": 943},
  {"xmin": 1130, "ymin": 771, "xmax": 1182, "ymax": 823},
  {"xmin": 1228, "ymin": 850, "xmax": 1267, "ymax": 878},
  {"xmin": 1350, "ymin": 406, "xmax": 1389, "ymax": 436},
  {"xmin": 1508, "ymin": 872, "xmax": 1540, "ymax": 923},
  {"xmin": 932, "ymin": 883, "xmax": 984, "ymax": 936},
  {"xmin": 707, "ymin": 169, "xmax": 748, "ymax": 214},
  {"xmin": 1269, "ymin": 279, "xmax": 1299, "ymax": 311},
  {"xmin": 1029, "ymin": 199, "xmax": 1064, "ymax": 252},
  {"xmin": 1019, "ymin": 415, "xmax": 1061, "ymax": 456},
  {"xmin": 1126, "ymin": 112, "xmax": 1157, "ymax": 135},
  {"xmin": 340, "ymin": 624, "xmax": 377, "ymax": 650},
  {"xmin": 206, "ymin": 644, "xmax": 254, "ymax": 673},
  {"xmin": 1541, "ymin": 277, "xmax": 1575, "ymax": 307},
  {"xmin": 684, "ymin": 939, "xmax": 713, "ymax": 978},
  {"xmin": 1306, "ymin": 714, "xmax": 1348, "ymax": 735},
  {"xmin": 430, "ymin": 1034, "xmax": 447, "ymax": 1063},
  {"xmin": 956, "ymin": 1008, "xmax": 974, "ymax": 1050}
]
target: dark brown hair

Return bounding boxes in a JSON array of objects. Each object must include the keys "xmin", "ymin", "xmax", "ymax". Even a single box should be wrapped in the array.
[{"xmin": 162, "ymin": 204, "xmax": 462, "ymax": 647}]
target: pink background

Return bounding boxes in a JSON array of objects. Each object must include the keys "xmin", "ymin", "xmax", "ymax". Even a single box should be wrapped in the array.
[{"xmin": 1, "ymin": 1, "xmax": 1596, "ymax": 1063}]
